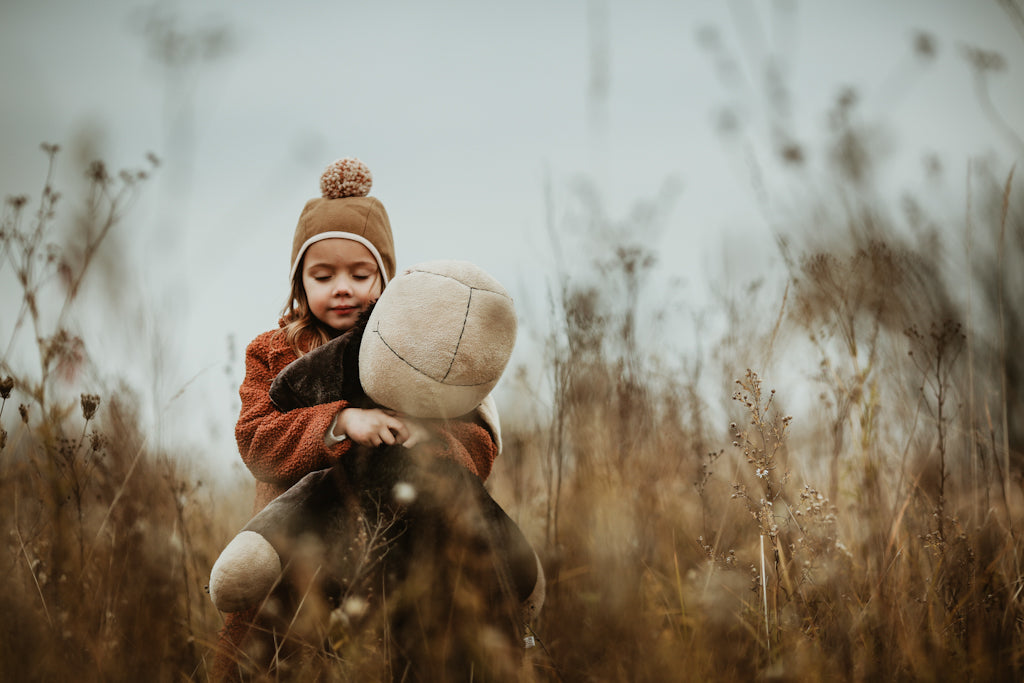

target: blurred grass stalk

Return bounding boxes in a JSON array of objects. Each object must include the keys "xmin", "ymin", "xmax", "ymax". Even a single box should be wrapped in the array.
[{"xmin": 0, "ymin": 145, "xmax": 246, "ymax": 681}]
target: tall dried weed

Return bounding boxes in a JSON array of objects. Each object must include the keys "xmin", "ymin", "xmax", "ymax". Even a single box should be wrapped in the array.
[{"xmin": 1, "ymin": 146, "xmax": 238, "ymax": 681}]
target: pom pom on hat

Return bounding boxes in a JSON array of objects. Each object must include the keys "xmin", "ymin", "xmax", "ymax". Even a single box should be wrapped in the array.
[{"xmin": 320, "ymin": 158, "xmax": 373, "ymax": 199}]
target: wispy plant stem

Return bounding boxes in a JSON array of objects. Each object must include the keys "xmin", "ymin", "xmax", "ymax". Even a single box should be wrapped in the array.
[
  {"xmin": 760, "ymin": 534, "xmax": 771, "ymax": 656},
  {"xmin": 997, "ymin": 167, "xmax": 1013, "ymax": 494}
]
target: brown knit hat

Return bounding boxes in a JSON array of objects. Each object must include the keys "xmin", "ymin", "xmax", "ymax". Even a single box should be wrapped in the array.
[{"xmin": 289, "ymin": 158, "xmax": 396, "ymax": 286}]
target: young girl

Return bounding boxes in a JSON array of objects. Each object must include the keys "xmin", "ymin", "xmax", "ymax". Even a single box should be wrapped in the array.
[{"xmin": 213, "ymin": 158, "xmax": 499, "ymax": 680}]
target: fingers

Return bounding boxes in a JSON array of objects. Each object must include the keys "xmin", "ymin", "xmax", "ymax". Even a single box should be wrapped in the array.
[
  {"xmin": 399, "ymin": 418, "xmax": 433, "ymax": 449},
  {"xmin": 383, "ymin": 416, "xmax": 409, "ymax": 445},
  {"xmin": 368, "ymin": 414, "xmax": 406, "ymax": 447},
  {"xmin": 342, "ymin": 408, "xmax": 419, "ymax": 448},
  {"xmin": 378, "ymin": 427, "xmax": 397, "ymax": 446}
]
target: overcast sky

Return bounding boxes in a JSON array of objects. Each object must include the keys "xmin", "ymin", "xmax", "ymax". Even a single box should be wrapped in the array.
[{"xmin": 2, "ymin": 0, "xmax": 1022, "ymax": 475}]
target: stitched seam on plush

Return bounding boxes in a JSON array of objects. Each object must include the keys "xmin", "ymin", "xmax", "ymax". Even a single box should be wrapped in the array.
[
  {"xmin": 442, "ymin": 287, "xmax": 472, "ymax": 382},
  {"xmin": 407, "ymin": 267, "xmax": 512, "ymax": 300},
  {"xmin": 359, "ymin": 201, "xmax": 371, "ymax": 237},
  {"xmin": 370, "ymin": 301, "xmax": 494, "ymax": 388}
]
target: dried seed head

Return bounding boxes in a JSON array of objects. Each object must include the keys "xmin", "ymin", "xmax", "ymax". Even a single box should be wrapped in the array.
[
  {"xmin": 342, "ymin": 596, "xmax": 369, "ymax": 618},
  {"xmin": 0, "ymin": 376, "xmax": 13, "ymax": 399},
  {"xmin": 86, "ymin": 160, "xmax": 109, "ymax": 184},
  {"xmin": 18, "ymin": 404, "xmax": 29, "ymax": 423},
  {"xmin": 80, "ymin": 393, "xmax": 101, "ymax": 421},
  {"xmin": 392, "ymin": 481, "xmax": 416, "ymax": 504}
]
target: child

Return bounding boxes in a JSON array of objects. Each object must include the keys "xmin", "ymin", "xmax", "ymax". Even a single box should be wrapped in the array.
[{"xmin": 213, "ymin": 158, "xmax": 499, "ymax": 680}]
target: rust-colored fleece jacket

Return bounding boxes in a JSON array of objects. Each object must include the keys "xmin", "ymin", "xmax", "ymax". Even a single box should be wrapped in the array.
[{"xmin": 235, "ymin": 327, "xmax": 498, "ymax": 513}]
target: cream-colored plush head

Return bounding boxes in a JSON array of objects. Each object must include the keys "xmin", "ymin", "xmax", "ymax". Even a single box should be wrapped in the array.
[{"xmin": 359, "ymin": 261, "xmax": 516, "ymax": 418}]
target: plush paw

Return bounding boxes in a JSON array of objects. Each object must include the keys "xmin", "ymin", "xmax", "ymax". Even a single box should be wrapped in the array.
[{"xmin": 209, "ymin": 530, "xmax": 282, "ymax": 612}]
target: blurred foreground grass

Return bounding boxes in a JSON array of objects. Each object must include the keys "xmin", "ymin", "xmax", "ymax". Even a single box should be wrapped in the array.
[{"xmin": 1, "ymin": 145, "xmax": 1022, "ymax": 681}]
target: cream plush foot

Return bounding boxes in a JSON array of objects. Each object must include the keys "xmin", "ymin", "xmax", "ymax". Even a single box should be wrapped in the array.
[{"xmin": 209, "ymin": 530, "xmax": 282, "ymax": 612}]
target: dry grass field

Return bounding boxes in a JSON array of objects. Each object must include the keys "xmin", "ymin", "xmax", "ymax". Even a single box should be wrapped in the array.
[{"xmin": 1, "ymin": 126, "xmax": 1022, "ymax": 682}]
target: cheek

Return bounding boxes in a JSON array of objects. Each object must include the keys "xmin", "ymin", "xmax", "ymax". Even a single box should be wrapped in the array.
[{"xmin": 303, "ymin": 280, "xmax": 327, "ymax": 305}]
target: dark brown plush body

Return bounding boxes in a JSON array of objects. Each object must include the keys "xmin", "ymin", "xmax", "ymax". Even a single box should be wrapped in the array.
[{"xmin": 242, "ymin": 307, "xmax": 538, "ymax": 680}]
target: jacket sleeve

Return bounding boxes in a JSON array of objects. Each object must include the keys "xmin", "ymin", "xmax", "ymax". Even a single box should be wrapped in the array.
[
  {"xmin": 235, "ymin": 334, "xmax": 352, "ymax": 488},
  {"xmin": 430, "ymin": 418, "xmax": 499, "ymax": 482}
]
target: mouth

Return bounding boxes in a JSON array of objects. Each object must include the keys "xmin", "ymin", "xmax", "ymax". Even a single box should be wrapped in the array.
[{"xmin": 330, "ymin": 306, "xmax": 357, "ymax": 315}]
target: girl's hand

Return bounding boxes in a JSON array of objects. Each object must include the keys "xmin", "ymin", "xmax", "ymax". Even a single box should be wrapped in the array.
[
  {"xmin": 398, "ymin": 416, "xmax": 436, "ymax": 449},
  {"xmin": 335, "ymin": 407, "xmax": 409, "ymax": 447}
]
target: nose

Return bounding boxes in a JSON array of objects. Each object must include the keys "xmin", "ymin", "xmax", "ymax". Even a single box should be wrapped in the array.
[{"xmin": 332, "ymin": 276, "xmax": 353, "ymax": 296}]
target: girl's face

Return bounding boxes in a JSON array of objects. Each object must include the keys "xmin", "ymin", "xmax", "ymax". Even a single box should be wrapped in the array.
[{"xmin": 301, "ymin": 238, "xmax": 383, "ymax": 333}]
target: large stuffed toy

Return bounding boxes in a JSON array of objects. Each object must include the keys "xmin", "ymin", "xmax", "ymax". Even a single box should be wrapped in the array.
[{"xmin": 209, "ymin": 261, "xmax": 544, "ymax": 660}]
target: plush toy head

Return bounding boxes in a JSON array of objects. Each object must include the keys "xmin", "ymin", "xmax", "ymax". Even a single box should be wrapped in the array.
[{"xmin": 359, "ymin": 260, "xmax": 517, "ymax": 418}]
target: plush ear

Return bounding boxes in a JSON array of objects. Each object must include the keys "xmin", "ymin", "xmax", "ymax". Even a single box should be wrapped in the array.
[{"xmin": 269, "ymin": 307, "xmax": 373, "ymax": 411}]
